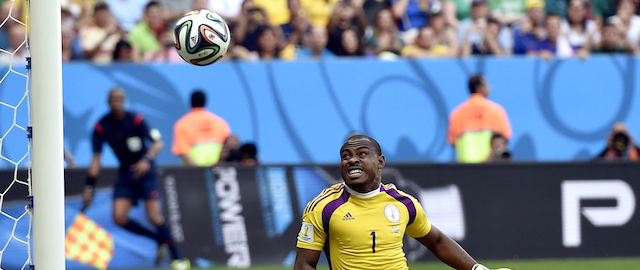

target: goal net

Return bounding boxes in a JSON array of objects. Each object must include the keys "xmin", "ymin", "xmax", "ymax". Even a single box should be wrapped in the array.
[
  {"xmin": 0, "ymin": 0, "xmax": 33, "ymax": 269},
  {"xmin": 0, "ymin": 0, "xmax": 65, "ymax": 269}
]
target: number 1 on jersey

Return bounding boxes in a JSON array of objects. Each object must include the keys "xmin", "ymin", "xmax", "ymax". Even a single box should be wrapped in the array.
[{"xmin": 370, "ymin": 231, "xmax": 376, "ymax": 253}]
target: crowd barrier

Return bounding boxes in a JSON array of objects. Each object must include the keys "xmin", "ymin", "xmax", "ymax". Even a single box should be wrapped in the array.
[
  {"xmin": 1, "ymin": 162, "xmax": 638, "ymax": 268},
  {"xmin": 1, "ymin": 55, "xmax": 638, "ymax": 168}
]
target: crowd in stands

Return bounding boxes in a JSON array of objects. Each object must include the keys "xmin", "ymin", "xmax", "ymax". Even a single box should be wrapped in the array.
[{"xmin": 0, "ymin": 0, "xmax": 637, "ymax": 65}]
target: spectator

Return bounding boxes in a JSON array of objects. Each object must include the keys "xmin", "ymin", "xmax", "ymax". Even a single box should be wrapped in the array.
[
  {"xmin": 73, "ymin": 0, "xmax": 98, "ymax": 30},
  {"xmin": 586, "ymin": 19, "xmax": 635, "ymax": 54},
  {"xmin": 596, "ymin": 122, "xmax": 640, "ymax": 161},
  {"xmin": 61, "ymin": 0, "xmax": 81, "ymax": 31},
  {"xmin": 8, "ymin": 0, "xmax": 26, "ymax": 29},
  {"xmin": 79, "ymin": 3, "xmax": 123, "ymax": 64},
  {"xmin": 527, "ymin": 13, "xmax": 574, "ymax": 60},
  {"xmin": 485, "ymin": 133, "xmax": 511, "ymax": 162},
  {"xmin": 172, "ymin": 90, "xmax": 231, "ymax": 166},
  {"xmin": 512, "ymin": 0, "xmax": 546, "ymax": 54},
  {"xmin": 232, "ymin": 0, "xmax": 271, "ymax": 52},
  {"xmin": 193, "ymin": 0, "xmax": 210, "ymax": 11},
  {"xmin": 458, "ymin": 0, "xmax": 512, "ymax": 54},
  {"xmin": 225, "ymin": 35, "xmax": 261, "ymax": 60},
  {"xmin": 488, "ymin": 0, "xmax": 527, "ymax": 26},
  {"xmin": 61, "ymin": 25, "xmax": 84, "ymax": 62},
  {"xmin": 60, "ymin": 2, "xmax": 85, "ymax": 62},
  {"xmin": 560, "ymin": 0, "xmax": 597, "ymax": 50},
  {"xmin": 447, "ymin": 75, "xmax": 512, "ymax": 163},
  {"xmin": 219, "ymin": 134, "xmax": 243, "ymax": 162},
  {"xmin": 208, "ymin": 0, "xmax": 244, "ymax": 22},
  {"xmin": 280, "ymin": 0, "xmax": 311, "ymax": 47},
  {"xmin": 591, "ymin": 0, "xmax": 617, "ymax": 27},
  {"xmin": 255, "ymin": 25, "xmax": 294, "ymax": 59},
  {"xmin": 337, "ymin": 27, "xmax": 365, "ymax": 56},
  {"xmin": 363, "ymin": 0, "xmax": 392, "ymax": 26},
  {"xmin": 254, "ymin": 0, "xmax": 290, "ymax": 26},
  {"xmin": 607, "ymin": 0, "xmax": 640, "ymax": 50},
  {"xmin": 326, "ymin": 0, "xmax": 367, "ymax": 55},
  {"xmin": 156, "ymin": 0, "xmax": 192, "ymax": 22},
  {"xmin": 129, "ymin": 1, "xmax": 168, "ymax": 61},
  {"xmin": 105, "ymin": 0, "xmax": 150, "ymax": 32},
  {"xmin": 112, "ymin": 40, "xmax": 135, "ymax": 62},
  {"xmin": 155, "ymin": 0, "xmax": 224, "ymax": 22},
  {"xmin": 300, "ymin": 0, "xmax": 339, "ymax": 26},
  {"xmin": 297, "ymin": 26, "xmax": 336, "ymax": 59},
  {"xmin": 219, "ymin": 134, "xmax": 259, "ymax": 166},
  {"xmin": 0, "ymin": 1, "xmax": 19, "ymax": 51},
  {"xmin": 143, "ymin": 28, "xmax": 184, "ymax": 62},
  {"xmin": 401, "ymin": 26, "xmax": 451, "ymax": 57},
  {"xmin": 364, "ymin": 8, "xmax": 405, "ymax": 57},
  {"xmin": 461, "ymin": 17, "xmax": 506, "ymax": 55},
  {"xmin": 443, "ymin": 0, "xmax": 472, "ymax": 29},
  {"xmin": 16, "ymin": 0, "xmax": 86, "ymax": 27},
  {"xmin": 544, "ymin": 0, "xmax": 567, "ymax": 19},
  {"xmin": 429, "ymin": 5, "xmax": 458, "ymax": 56},
  {"xmin": 238, "ymin": 143, "xmax": 259, "ymax": 165},
  {"xmin": 0, "ymin": 24, "xmax": 28, "ymax": 67},
  {"xmin": 390, "ymin": 0, "xmax": 429, "ymax": 43}
]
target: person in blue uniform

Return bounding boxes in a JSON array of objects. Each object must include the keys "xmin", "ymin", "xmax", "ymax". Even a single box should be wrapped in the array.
[{"xmin": 82, "ymin": 87, "xmax": 190, "ymax": 269}]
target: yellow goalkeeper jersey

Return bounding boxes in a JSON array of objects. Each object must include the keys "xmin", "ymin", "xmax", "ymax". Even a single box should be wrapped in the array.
[{"xmin": 297, "ymin": 182, "xmax": 432, "ymax": 270}]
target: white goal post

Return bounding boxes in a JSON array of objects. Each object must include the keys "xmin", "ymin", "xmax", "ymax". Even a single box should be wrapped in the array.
[{"xmin": 29, "ymin": 0, "xmax": 66, "ymax": 269}]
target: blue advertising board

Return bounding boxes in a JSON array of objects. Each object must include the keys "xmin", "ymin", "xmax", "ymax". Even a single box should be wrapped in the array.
[{"xmin": 0, "ymin": 56, "xmax": 637, "ymax": 168}]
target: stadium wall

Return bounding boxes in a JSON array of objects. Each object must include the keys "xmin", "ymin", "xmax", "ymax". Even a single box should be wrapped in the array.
[
  {"xmin": 155, "ymin": 163, "xmax": 640, "ymax": 266},
  {"xmin": 2, "ymin": 162, "xmax": 636, "ymax": 268},
  {"xmin": 0, "ymin": 55, "xmax": 636, "ymax": 168}
]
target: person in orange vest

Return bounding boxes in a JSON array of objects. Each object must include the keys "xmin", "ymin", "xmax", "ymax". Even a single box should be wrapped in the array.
[
  {"xmin": 172, "ymin": 90, "xmax": 231, "ymax": 166},
  {"xmin": 447, "ymin": 75, "xmax": 512, "ymax": 163}
]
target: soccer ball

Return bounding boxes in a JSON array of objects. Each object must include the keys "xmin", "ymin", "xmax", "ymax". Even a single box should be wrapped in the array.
[{"xmin": 173, "ymin": 10, "xmax": 231, "ymax": 66}]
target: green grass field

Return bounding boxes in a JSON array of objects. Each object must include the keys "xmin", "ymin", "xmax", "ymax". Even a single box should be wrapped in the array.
[{"xmin": 135, "ymin": 257, "xmax": 640, "ymax": 270}]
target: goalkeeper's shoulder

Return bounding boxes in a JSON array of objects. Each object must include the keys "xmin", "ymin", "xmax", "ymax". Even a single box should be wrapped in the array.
[{"xmin": 301, "ymin": 183, "xmax": 345, "ymax": 215}]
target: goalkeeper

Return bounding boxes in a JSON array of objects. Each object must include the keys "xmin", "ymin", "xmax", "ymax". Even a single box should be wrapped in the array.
[
  {"xmin": 294, "ymin": 134, "xmax": 511, "ymax": 270},
  {"xmin": 83, "ymin": 88, "xmax": 189, "ymax": 269}
]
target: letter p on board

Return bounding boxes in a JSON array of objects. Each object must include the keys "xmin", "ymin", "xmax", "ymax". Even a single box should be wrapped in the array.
[{"xmin": 562, "ymin": 180, "xmax": 636, "ymax": 247}]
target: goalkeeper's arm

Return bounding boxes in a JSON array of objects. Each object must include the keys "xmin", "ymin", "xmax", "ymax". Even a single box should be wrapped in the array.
[
  {"xmin": 415, "ymin": 225, "xmax": 477, "ymax": 269},
  {"xmin": 415, "ymin": 225, "xmax": 512, "ymax": 270}
]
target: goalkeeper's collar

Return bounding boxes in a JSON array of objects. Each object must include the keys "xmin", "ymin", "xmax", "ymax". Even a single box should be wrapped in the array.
[{"xmin": 343, "ymin": 182, "xmax": 381, "ymax": 198}]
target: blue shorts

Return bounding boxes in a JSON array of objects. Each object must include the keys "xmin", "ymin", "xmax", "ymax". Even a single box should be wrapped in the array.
[{"xmin": 113, "ymin": 165, "xmax": 159, "ymax": 203}]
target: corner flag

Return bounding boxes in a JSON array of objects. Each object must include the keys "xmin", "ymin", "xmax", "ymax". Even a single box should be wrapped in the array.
[{"xmin": 65, "ymin": 213, "xmax": 114, "ymax": 269}]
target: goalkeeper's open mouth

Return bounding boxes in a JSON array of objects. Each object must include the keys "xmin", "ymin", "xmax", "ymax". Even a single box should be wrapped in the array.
[{"xmin": 347, "ymin": 167, "xmax": 364, "ymax": 178}]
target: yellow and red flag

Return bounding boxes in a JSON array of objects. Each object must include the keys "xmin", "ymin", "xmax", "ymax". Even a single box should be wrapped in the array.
[{"xmin": 65, "ymin": 213, "xmax": 114, "ymax": 270}]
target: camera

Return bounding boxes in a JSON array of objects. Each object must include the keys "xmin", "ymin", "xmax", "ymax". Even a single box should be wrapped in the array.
[
  {"xmin": 612, "ymin": 132, "xmax": 630, "ymax": 154},
  {"xmin": 493, "ymin": 146, "xmax": 511, "ymax": 160}
]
